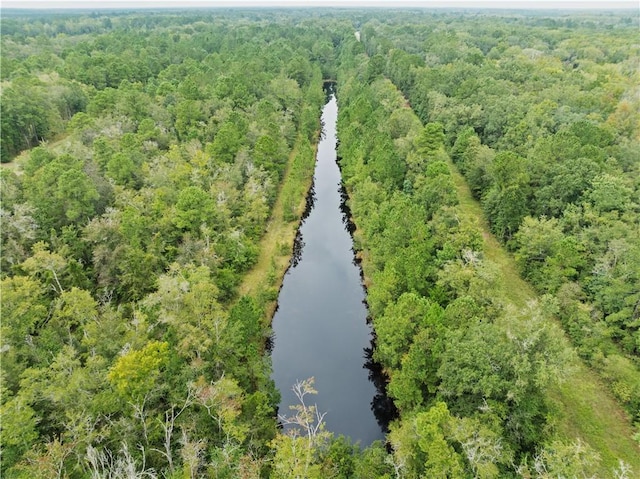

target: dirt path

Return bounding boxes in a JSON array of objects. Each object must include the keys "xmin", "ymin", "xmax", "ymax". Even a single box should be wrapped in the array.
[{"xmin": 237, "ymin": 140, "xmax": 314, "ymax": 319}]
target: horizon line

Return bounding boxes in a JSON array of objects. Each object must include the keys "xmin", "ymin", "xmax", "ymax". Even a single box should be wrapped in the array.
[{"xmin": 2, "ymin": 1, "xmax": 638, "ymax": 13}]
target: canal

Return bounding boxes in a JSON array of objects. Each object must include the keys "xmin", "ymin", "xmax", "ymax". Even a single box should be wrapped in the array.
[{"xmin": 271, "ymin": 86, "xmax": 385, "ymax": 446}]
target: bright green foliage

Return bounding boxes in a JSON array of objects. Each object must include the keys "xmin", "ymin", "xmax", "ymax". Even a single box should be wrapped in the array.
[
  {"xmin": 413, "ymin": 160, "xmax": 458, "ymax": 219},
  {"xmin": 174, "ymin": 99, "xmax": 205, "ymax": 141},
  {"xmin": 353, "ymin": 441, "xmax": 394, "ymax": 478},
  {"xmin": 374, "ymin": 293, "xmax": 442, "ymax": 371},
  {"xmin": 20, "ymin": 242, "xmax": 68, "ymax": 294},
  {"xmin": 337, "ymin": 14, "xmax": 640, "ymax": 474},
  {"xmin": 514, "ymin": 216, "xmax": 584, "ymax": 293},
  {"xmin": 450, "ymin": 416, "xmax": 513, "ymax": 479},
  {"xmin": 0, "ymin": 11, "xmax": 338, "ymax": 477},
  {"xmin": 50, "ymin": 287, "xmax": 99, "ymax": 346},
  {"xmin": 253, "ymin": 134, "xmax": 286, "ymax": 179},
  {"xmin": 208, "ymin": 121, "xmax": 245, "ymax": 163},
  {"xmin": 416, "ymin": 403, "xmax": 466, "ymax": 478},
  {"xmin": 271, "ymin": 378, "xmax": 331, "ymax": 479},
  {"xmin": 415, "ymin": 122, "xmax": 446, "ymax": 158},
  {"xmin": 0, "ymin": 395, "xmax": 40, "ymax": 466},
  {"xmin": 107, "ymin": 340, "xmax": 170, "ymax": 401},
  {"xmin": 368, "ymin": 133, "xmax": 406, "ymax": 190},
  {"xmin": 0, "ymin": 76, "xmax": 81, "ymax": 160},
  {"xmin": 106, "ymin": 152, "xmax": 137, "ymax": 186},
  {"xmin": 173, "ymin": 186, "xmax": 216, "ymax": 233},
  {"xmin": 271, "ymin": 434, "xmax": 324, "ymax": 479},
  {"xmin": 387, "ymin": 328, "xmax": 440, "ymax": 412},
  {"xmin": 2, "ymin": 7, "xmax": 638, "ymax": 478},
  {"xmin": 588, "ymin": 174, "xmax": 634, "ymax": 213},
  {"xmin": 519, "ymin": 440, "xmax": 602, "ymax": 478},
  {"xmin": 194, "ymin": 375, "xmax": 247, "ymax": 442},
  {"xmin": 364, "ymin": 11, "xmax": 640, "ymax": 434},
  {"xmin": 0, "ymin": 276, "xmax": 47, "ymax": 351},
  {"xmin": 23, "ymin": 154, "xmax": 101, "ymax": 231},
  {"xmin": 388, "ymin": 402, "xmax": 465, "ymax": 479},
  {"xmin": 483, "ymin": 151, "xmax": 529, "ymax": 241}
]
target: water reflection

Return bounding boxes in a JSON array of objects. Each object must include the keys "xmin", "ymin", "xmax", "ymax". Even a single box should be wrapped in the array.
[
  {"xmin": 271, "ymin": 86, "xmax": 387, "ymax": 445},
  {"xmin": 290, "ymin": 183, "xmax": 315, "ymax": 269},
  {"xmin": 364, "ymin": 340, "xmax": 399, "ymax": 433}
]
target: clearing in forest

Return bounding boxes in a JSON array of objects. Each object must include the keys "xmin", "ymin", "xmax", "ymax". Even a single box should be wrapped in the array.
[{"xmin": 448, "ymin": 159, "xmax": 640, "ymax": 473}]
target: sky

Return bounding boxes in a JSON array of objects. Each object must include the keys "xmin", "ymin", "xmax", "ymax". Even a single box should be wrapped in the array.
[{"xmin": 1, "ymin": 0, "xmax": 638, "ymax": 10}]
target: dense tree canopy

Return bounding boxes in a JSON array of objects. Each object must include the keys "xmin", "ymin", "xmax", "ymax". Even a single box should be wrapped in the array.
[
  {"xmin": 358, "ymin": 10, "xmax": 640, "ymax": 429},
  {"xmin": 1, "ymin": 7, "xmax": 638, "ymax": 479}
]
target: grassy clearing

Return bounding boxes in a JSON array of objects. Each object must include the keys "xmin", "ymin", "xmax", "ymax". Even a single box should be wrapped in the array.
[
  {"xmin": 448, "ymin": 162, "xmax": 536, "ymax": 308},
  {"xmin": 448, "ymin": 160, "xmax": 640, "ymax": 474},
  {"xmin": 1, "ymin": 133, "xmax": 73, "ymax": 173},
  {"xmin": 238, "ymin": 136, "xmax": 316, "ymax": 318}
]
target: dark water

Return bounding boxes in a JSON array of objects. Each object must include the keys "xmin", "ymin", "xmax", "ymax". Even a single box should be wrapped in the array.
[{"xmin": 271, "ymin": 89, "xmax": 387, "ymax": 446}]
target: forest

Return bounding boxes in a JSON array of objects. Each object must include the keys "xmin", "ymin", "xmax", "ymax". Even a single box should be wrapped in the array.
[{"xmin": 1, "ymin": 7, "xmax": 638, "ymax": 479}]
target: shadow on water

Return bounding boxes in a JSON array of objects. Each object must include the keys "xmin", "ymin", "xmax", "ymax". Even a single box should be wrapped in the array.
[
  {"xmin": 337, "ymin": 158, "xmax": 399, "ymax": 434},
  {"xmin": 290, "ymin": 183, "xmax": 315, "ymax": 269},
  {"xmin": 271, "ymin": 81, "xmax": 395, "ymax": 445},
  {"xmin": 364, "ymin": 340, "xmax": 399, "ymax": 433},
  {"xmin": 331, "ymin": 93, "xmax": 398, "ymax": 435},
  {"xmin": 339, "ymin": 183, "xmax": 357, "ymax": 236},
  {"xmin": 324, "ymin": 80, "xmax": 336, "ymax": 101}
]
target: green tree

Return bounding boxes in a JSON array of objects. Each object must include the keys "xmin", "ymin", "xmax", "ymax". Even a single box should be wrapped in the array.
[
  {"xmin": 374, "ymin": 292, "xmax": 442, "ymax": 371},
  {"xmin": 0, "ymin": 395, "xmax": 40, "ymax": 470},
  {"xmin": 174, "ymin": 99, "xmax": 204, "ymax": 141},
  {"xmin": 208, "ymin": 120, "xmax": 245, "ymax": 163},
  {"xmin": 514, "ymin": 216, "xmax": 584, "ymax": 293},
  {"xmin": 107, "ymin": 340, "xmax": 170, "ymax": 402},
  {"xmin": 483, "ymin": 151, "xmax": 530, "ymax": 241},
  {"xmin": 272, "ymin": 378, "xmax": 331, "ymax": 479},
  {"xmin": 106, "ymin": 152, "xmax": 137, "ymax": 187},
  {"xmin": 173, "ymin": 186, "xmax": 216, "ymax": 234},
  {"xmin": 23, "ymin": 154, "xmax": 100, "ymax": 232},
  {"xmin": 415, "ymin": 122, "xmax": 446, "ymax": 158},
  {"xmin": 588, "ymin": 174, "xmax": 633, "ymax": 213}
]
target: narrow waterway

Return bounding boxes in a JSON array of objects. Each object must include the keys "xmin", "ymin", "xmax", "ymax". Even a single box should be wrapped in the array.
[{"xmin": 271, "ymin": 87, "xmax": 385, "ymax": 446}]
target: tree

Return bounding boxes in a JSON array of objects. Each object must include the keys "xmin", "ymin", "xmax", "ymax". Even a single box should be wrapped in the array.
[
  {"xmin": 415, "ymin": 403, "xmax": 466, "ymax": 478},
  {"xmin": 413, "ymin": 160, "xmax": 458, "ymax": 220},
  {"xmin": 514, "ymin": 216, "xmax": 584, "ymax": 293},
  {"xmin": 532, "ymin": 157, "xmax": 600, "ymax": 217},
  {"xmin": 451, "ymin": 416, "xmax": 512, "ymax": 479},
  {"xmin": 518, "ymin": 439, "xmax": 601, "ymax": 479},
  {"xmin": 106, "ymin": 152, "xmax": 137, "ymax": 187},
  {"xmin": 366, "ymin": 54, "xmax": 385, "ymax": 83},
  {"xmin": 271, "ymin": 378, "xmax": 330, "ymax": 479},
  {"xmin": 174, "ymin": 99, "xmax": 204, "ymax": 141},
  {"xmin": 0, "ymin": 276, "xmax": 48, "ymax": 372},
  {"xmin": 588, "ymin": 174, "xmax": 633, "ymax": 213},
  {"xmin": 437, "ymin": 304, "xmax": 568, "ymax": 451},
  {"xmin": 387, "ymin": 328, "xmax": 441, "ymax": 412},
  {"xmin": 415, "ymin": 122, "xmax": 446, "ymax": 158},
  {"xmin": 50, "ymin": 287, "xmax": 99, "ymax": 347},
  {"xmin": 483, "ymin": 151, "xmax": 530, "ymax": 241},
  {"xmin": 367, "ymin": 133, "xmax": 406, "ymax": 191},
  {"xmin": 0, "ymin": 203, "xmax": 39, "ymax": 275},
  {"xmin": 107, "ymin": 340, "xmax": 170, "ymax": 402},
  {"xmin": 253, "ymin": 134, "xmax": 285, "ymax": 179},
  {"xmin": 374, "ymin": 292, "xmax": 442, "ymax": 371},
  {"xmin": 208, "ymin": 120, "xmax": 246, "ymax": 163},
  {"xmin": 23, "ymin": 154, "xmax": 100, "ymax": 232},
  {"xmin": 0, "ymin": 80, "xmax": 57, "ymax": 160},
  {"xmin": 0, "ymin": 394, "xmax": 40, "ymax": 468},
  {"xmin": 20, "ymin": 242, "xmax": 68, "ymax": 295},
  {"xmin": 387, "ymin": 402, "xmax": 465, "ymax": 479},
  {"xmin": 173, "ymin": 186, "xmax": 216, "ymax": 234}
]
